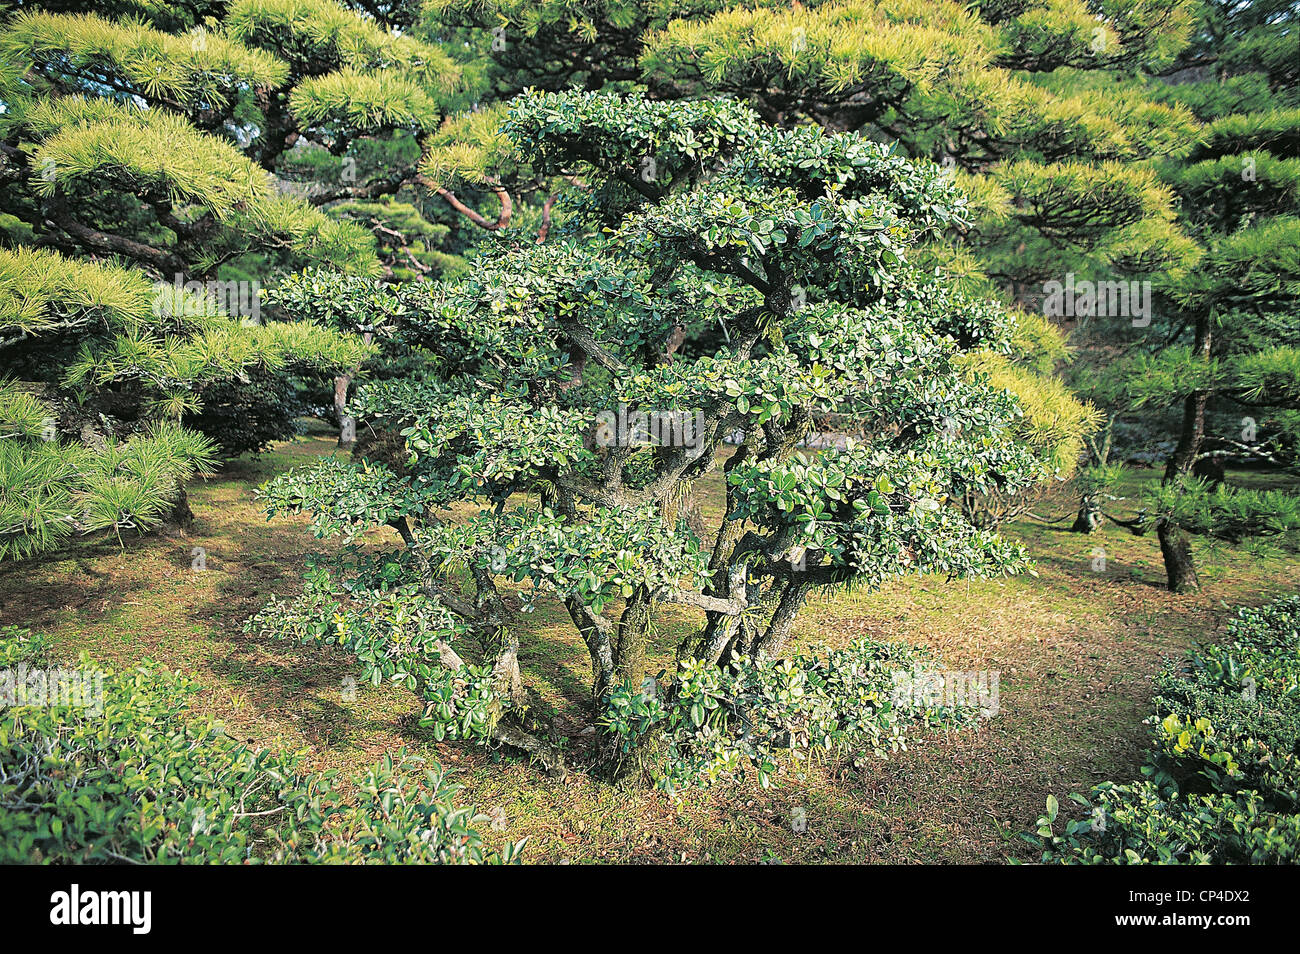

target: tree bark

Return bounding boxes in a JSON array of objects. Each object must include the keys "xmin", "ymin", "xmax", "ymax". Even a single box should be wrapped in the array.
[
  {"xmin": 1164, "ymin": 390, "xmax": 1211, "ymax": 482},
  {"xmin": 162, "ymin": 483, "xmax": 194, "ymax": 534},
  {"xmin": 1070, "ymin": 494, "xmax": 1102, "ymax": 533},
  {"xmin": 1157, "ymin": 518, "xmax": 1200, "ymax": 593},
  {"xmin": 334, "ymin": 374, "xmax": 355, "ymax": 447},
  {"xmin": 751, "ymin": 581, "xmax": 808, "ymax": 662},
  {"xmin": 613, "ymin": 588, "xmax": 652, "ymax": 691},
  {"xmin": 1157, "ymin": 316, "xmax": 1212, "ymax": 592}
]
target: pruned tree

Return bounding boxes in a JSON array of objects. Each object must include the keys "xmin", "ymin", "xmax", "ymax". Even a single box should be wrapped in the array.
[
  {"xmin": 250, "ymin": 91, "xmax": 1046, "ymax": 784},
  {"xmin": 432, "ymin": 0, "xmax": 1223, "ymax": 524},
  {"xmin": 0, "ymin": 246, "xmax": 373, "ymax": 558},
  {"xmin": 0, "ymin": 1, "xmax": 399, "ymax": 557}
]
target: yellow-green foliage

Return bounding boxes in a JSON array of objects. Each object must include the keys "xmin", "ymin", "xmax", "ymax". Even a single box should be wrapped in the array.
[
  {"xmin": 226, "ymin": 0, "xmax": 459, "ymax": 84},
  {"xmin": 1100, "ymin": 216, "xmax": 1201, "ymax": 277},
  {"xmin": 642, "ymin": 1, "xmax": 994, "ymax": 96},
  {"xmin": 967, "ymin": 350, "xmax": 1103, "ymax": 477},
  {"xmin": 331, "ymin": 198, "xmax": 465, "ymax": 278},
  {"xmin": 1008, "ymin": 308, "xmax": 1072, "ymax": 375},
  {"xmin": 623, "ymin": 0, "xmax": 1201, "ymax": 287},
  {"xmin": 0, "ymin": 384, "xmax": 52, "ymax": 440},
  {"xmin": 1192, "ymin": 108, "xmax": 1300, "ymax": 160},
  {"xmin": 420, "ymin": 104, "xmax": 515, "ymax": 187},
  {"xmin": 19, "ymin": 98, "xmax": 376, "ymax": 274},
  {"xmin": 913, "ymin": 240, "xmax": 1000, "ymax": 299},
  {"xmin": 255, "ymin": 194, "xmax": 381, "ymax": 275},
  {"xmin": 31, "ymin": 104, "xmax": 272, "ymax": 216},
  {"xmin": 0, "ymin": 247, "xmax": 154, "ymax": 337},
  {"xmin": 1157, "ymin": 478, "xmax": 1300, "ymax": 542},
  {"xmin": 1175, "ymin": 216, "xmax": 1300, "ymax": 308},
  {"xmin": 996, "ymin": 0, "xmax": 1117, "ymax": 70},
  {"xmin": 996, "ymin": 159, "xmax": 1176, "ymax": 238},
  {"xmin": 63, "ymin": 317, "xmax": 376, "ymax": 400},
  {"xmin": 1103, "ymin": 0, "xmax": 1197, "ymax": 68},
  {"xmin": 291, "ymin": 69, "xmax": 448, "ymax": 133},
  {"xmin": 1231, "ymin": 346, "xmax": 1300, "ymax": 406},
  {"xmin": 1125, "ymin": 345, "xmax": 1222, "ymax": 408},
  {"xmin": 0, "ymin": 436, "xmax": 80, "ymax": 560},
  {"xmin": 0, "ymin": 11, "xmax": 289, "ymax": 110},
  {"xmin": 2, "ymin": 246, "xmax": 375, "ymax": 419},
  {"xmin": 995, "ymin": 0, "xmax": 1194, "ymax": 73},
  {"xmin": 1004, "ymin": 74, "xmax": 1200, "ymax": 161},
  {"xmin": 952, "ymin": 169, "xmax": 1013, "ymax": 223},
  {"xmin": 0, "ymin": 413, "xmax": 219, "ymax": 560},
  {"xmin": 1162, "ymin": 153, "xmax": 1300, "ymax": 228},
  {"xmin": 429, "ymin": 0, "xmax": 696, "ymax": 37}
]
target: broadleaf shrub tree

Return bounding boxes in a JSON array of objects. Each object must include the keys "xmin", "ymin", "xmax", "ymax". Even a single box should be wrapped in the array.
[
  {"xmin": 427, "ymin": 0, "xmax": 1172, "ymax": 524},
  {"xmin": 251, "ymin": 90, "xmax": 1048, "ymax": 782}
]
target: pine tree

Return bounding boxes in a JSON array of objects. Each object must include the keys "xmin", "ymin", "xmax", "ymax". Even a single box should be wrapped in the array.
[
  {"xmin": 0, "ymin": 1, "xmax": 409, "ymax": 557},
  {"xmin": 1104, "ymin": 0, "xmax": 1300, "ymax": 590},
  {"xmin": 0, "ymin": 1, "xmax": 536, "ymax": 448}
]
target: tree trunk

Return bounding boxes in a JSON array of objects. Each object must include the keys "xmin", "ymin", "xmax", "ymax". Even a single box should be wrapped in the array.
[
  {"xmin": 587, "ymin": 590, "xmax": 658, "ymax": 782},
  {"xmin": 1070, "ymin": 494, "xmax": 1102, "ymax": 533},
  {"xmin": 334, "ymin": 373, "xmax": 355, "ymax": 447},
  {"xmin": 751, "ymin": 581, "xmax": 808, "ymax": 662},
  {"xmin": 1192, "ymin": 455, "xmax": 1226, "ymax": 488},
  {"xmin": 1157, "ymin": 518, "xmax": 1200, "ymax": 593},
  {"xmin": 1157, "ymin": 317, "xmax": 1212, "ymax": 592},
  {"xmin": 613, "ymin": 589, "xmax": 652, "ymax": 691},
  {"xmin": 1164, "ymin": 391, "xmax": 1210, "ymax": 483},
  {"xmin": 162, "ymin": 483, "xmax": 194, "ymax": 534}
]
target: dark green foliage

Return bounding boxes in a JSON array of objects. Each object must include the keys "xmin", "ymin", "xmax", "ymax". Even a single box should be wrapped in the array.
[
  {"xmin": 250, "ymin": 88, "xmax": 1048, "ymax": 782},
  {"xmin": 601, "ymin": 636, "xmax": 984, "ymax": 791},
  {"xmin": 183, "ymin": 366, "xmax": 308, "ymax": 458}
]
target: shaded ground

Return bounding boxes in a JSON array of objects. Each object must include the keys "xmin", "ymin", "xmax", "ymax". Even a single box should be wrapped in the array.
[{"xmin": 2, "ymin": 424, "xmax": 1297, "ymax": 863}]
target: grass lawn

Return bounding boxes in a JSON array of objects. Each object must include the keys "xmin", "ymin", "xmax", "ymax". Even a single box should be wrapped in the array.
[{"xmin": 3, "ymin": 421, "xmax": 1298, "ymax": 863}]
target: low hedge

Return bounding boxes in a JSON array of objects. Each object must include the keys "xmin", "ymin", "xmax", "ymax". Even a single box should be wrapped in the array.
[
  {"xmin": 1027, "ymin": 596, "xmax": 1300, "ymax": 864},
  {"xmin": 0, "ymin": 626, "xmax": 521, "ymax": 864}
]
